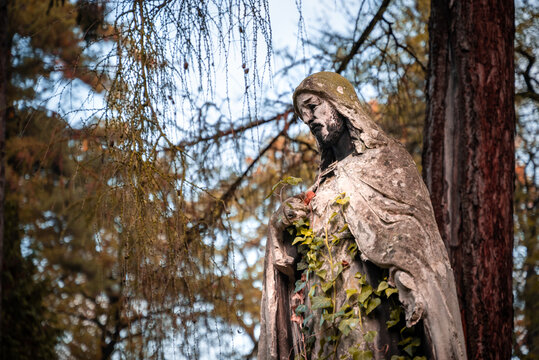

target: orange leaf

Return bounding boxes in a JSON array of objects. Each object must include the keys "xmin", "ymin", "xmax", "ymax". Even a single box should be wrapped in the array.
[{"xmin": 303, "ymin": 191, "xmax": 316, "ymax": 205}]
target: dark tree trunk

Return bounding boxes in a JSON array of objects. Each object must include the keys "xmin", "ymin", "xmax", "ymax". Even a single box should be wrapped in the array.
[
  {"xmin": 0, "ymin": 0, "xmax": 9, "ymax": 346},
  {"xmin": 423, "ymin": 0, "xmax": 515, "ymax": 358}
]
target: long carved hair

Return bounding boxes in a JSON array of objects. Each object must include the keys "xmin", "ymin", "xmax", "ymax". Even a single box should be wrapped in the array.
[{"xmin": 293, "ymin": 72, "xmax": 388, "ymax": 170}]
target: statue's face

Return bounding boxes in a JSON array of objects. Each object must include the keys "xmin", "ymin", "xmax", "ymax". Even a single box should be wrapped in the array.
[{"xmin": 296, "ymin": 92, "xmax": 345, "ymax": 146}]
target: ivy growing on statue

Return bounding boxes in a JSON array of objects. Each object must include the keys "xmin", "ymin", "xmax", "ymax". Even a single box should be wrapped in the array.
[{"xmin": 275, "ymin": 181, "xmax": 425, "ymax": 360}]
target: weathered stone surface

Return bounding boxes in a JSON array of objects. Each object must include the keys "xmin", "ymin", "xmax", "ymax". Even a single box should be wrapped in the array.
[{"xmin": 259, "ymin": 72, "xmax": 467, "ymax": 360}]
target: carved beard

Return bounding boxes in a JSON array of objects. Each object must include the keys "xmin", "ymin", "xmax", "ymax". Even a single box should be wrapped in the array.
[{"xmin": 314, "ymin": 106, "xmax": 345, "ymax": 148}]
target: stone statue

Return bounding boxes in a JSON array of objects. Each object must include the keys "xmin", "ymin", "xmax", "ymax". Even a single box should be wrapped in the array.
[{"xmin": 259, "ymin": 72, "xmax": 467, "ymax": 360}]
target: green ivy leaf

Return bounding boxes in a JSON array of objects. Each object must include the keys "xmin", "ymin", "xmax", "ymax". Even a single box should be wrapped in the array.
[
  {"xmin": 338, "ymin": 318, "xmax": 359, "ymax": 336},
  {"xmin": 354, "ymin": 272, "xmax": 366, "ymax": 284},
  {"xmin": 365, "ymin": 297, "xmax": 381, "ymax": 315},
  {"xmin": 284, "ymin": 176, "xmax": 303, "ymax": 185},
  {"xmin": 292, "ymin": 236, "xmax": 304, "ymax": 245},
  {"xmin": 322, "ymin": 313, "xmax": 333, "ymax": 323},
  {"xmin": 345, "ymin": 288, "xmax": 358, "ymax": 300},
  {"xmin": 294, "ymin": 280, "xmax": 306, "ymax": 293},
  {"xmin": 308, "ymin": 286, "xmax": 316, "ymax": 298},
  {"xmin": 333, "ymin": 307, "xmax": 346, "ymax": 318},
  {"xmin": 321, "ymin": 281, "xmax": 333, "ymax": 293},
  {"xmin": 398, "ymin": 336, "xmax": 413, "ymax": 346},
  {"xmin": 386, "ymin": 319, "xmax": 399, "ymax": 328},
  {"xmin": 363, "ymin": 330, "xmax": 377, "ymax": 343},
  {"xmin": 265, "ymin": 180, "xmax": 284, "ymax": 199},
  {"xmin": 311, "ymin": 296, "xmax": 332, "ymax": 310},
  {"xmin": 333, "ymin": 263, "xmax": 344, "ymax": 279},
  {"xmin": 352, "ymin": 350, "xmax": 373, "ymax": 360},
  {"xmin": 385, "ymin": 287, "xmax": 398, "ymax": 297},
  {"xmin": 295, "ymin": 304, "xmax": 307, "ymax": 314},
  {"xmin": 303, "ymin": 313, "xmax": 313, "ymax": 326},
  {"xmin": 386, "ymin": 307, "xmax": 402, "ymax": 328},
  {"xmin": 404, "ymin": 344, "xmax": 415, "ymax": 356},
  {"xmin": 335, "ymin": 196, "xmax": 350, "ymax": 205},
  {"xmin": 338, "ymin": 223, "xmax": 349, "ymax": 233},
  {"xmin": 390, "ymin": 356, "xmax": 406, "ymax": 360},
  {"xmin": 358, "ymin": 285, "xmax": 373, "ymax": 304},
  {"xmin": 316, "ymin": 269, "xmax": 327, "ymax": 280},
  {"xmin": 376, "ymin": 281, "xmax": 389, "ymax": 293},
  {"xmin": 348, "ymin": 243, "xmax": 358, "ymax": 257}
]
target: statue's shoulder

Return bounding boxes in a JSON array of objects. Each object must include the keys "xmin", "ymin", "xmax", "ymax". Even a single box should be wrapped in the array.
[{"xmin": 334, "ymin": 146, "xmax": 431, "ymax": 210}]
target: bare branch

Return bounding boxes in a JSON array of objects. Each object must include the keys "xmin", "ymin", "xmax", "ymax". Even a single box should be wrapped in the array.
[
  {"xmin": 217, "ymin": 112, "xmax": 295, "ymax": 207},
  {"xmin": 336, "ymin": 0, "xmax": 391, "ymax": 74},
  {"xmin": 383, "ymin": 18, "xmax": 427, "ymax": 73},
  {"xmin": 178, "ymin": 110, "xmax": 291, "ymax": 148},
  {"xmin": 516, "ymin": 47, "xmax": 538, "ymax": 102},
  {"xmin": 185, "ymin": 110, "xmax": 296, "ymax": 243}
]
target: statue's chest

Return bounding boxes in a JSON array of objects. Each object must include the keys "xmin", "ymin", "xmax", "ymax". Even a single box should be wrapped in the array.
[{"xmin": 310, "ymin": 175, "xmax": 353, "ymax": 240}]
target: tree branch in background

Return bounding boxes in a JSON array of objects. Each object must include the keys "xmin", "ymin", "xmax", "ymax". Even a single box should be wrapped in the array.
[
  {"xmin": 284, "ymin": 134, "xmax": 318, "ymax": 153},
  {"xmin": 383, "ymin": 17, "xmax": 427, "ymax": 73},
  {"xmin": 178, "ymin": 109, "xmax": 292, "ymax": 148},
  {"xmin": 516, "ymin": 47, "xmax": 539, "ymax": 102},
  {"xmin": 218, "ymin": 115, "xmax": 294, "ymax": 206},
  {"xmin": 185, "ymin": 111, "xmax": 295, "ymax": 244},
  {"xmin": 336, "ymin": 0, "xmax": 391, "ymax": 74}
]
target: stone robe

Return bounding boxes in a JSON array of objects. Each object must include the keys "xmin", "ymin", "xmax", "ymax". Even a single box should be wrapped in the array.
[{"xmin": 258, "ymin": 72, "xmax": 467, "ymax": 360}]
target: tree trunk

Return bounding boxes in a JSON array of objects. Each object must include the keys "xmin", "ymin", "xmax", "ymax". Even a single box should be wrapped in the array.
[
  {"xmin": 423, "ymin": 0, "xmax": 515, "ymax": 358},
  {"xmin": 0, "ymin": 0, "xmax": 9, "ymax": 346}
]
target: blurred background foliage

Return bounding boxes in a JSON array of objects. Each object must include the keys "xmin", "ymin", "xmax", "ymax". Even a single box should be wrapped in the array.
[{"xmin": 0, "ymin": 0, "xmax": 536, "ymax": 359}]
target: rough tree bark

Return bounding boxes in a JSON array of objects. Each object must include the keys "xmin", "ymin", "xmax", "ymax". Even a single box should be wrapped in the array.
[{"xmin": 423, "ymin": 0, "xmax": 515, "ymax": 359}]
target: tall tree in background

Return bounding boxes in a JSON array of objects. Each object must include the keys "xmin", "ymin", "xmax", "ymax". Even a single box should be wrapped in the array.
[
  {"xmin": 423, "ymin": 0, "xmax": 515, "ymax": 358},
  {"xmin": 2, "ymin": 1, "xmax": 111, "ymax": 357},
  {"xmin": 0, "ymin": 0, "xmax": 9, "ymax": 343}
]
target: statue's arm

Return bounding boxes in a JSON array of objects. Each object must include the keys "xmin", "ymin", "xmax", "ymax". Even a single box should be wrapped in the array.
[
  {"xmin": 267, "ymin": 196, "xmax": 308, "ymax": 279},
  {"xmin": 391, "ymin": 269, "xmax": 425, "ymax": 327}
]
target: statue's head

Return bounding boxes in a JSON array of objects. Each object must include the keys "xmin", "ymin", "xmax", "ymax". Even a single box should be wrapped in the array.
[
  {"xmin": 293, "ymin": 72, "xmax": 360, "ymax": 118},
  {"xmin": 293, "ymin": 72, "xmax": 387, "ymax": 168},
  {"xmin": 295, "ymin": 92, "xmax": 346, "ymax": 148}
]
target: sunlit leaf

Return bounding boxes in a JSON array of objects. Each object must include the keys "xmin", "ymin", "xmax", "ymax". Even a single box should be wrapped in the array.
[
  {"xmin": 311, "ymin": 296, "xmax": 332, "ymax": 309},
  {"xmin": 346, "ymin": 288, "xmax": 358, "ymax": 300},
  {"xmin": 321, "ymin": 281, "xmax": 333, "ymax": 293},
  {"xmin": 385, "ymin": 287, "xmax": 398, "ymax": 297},
  {"xmin": 365, "ymin": 297, "xmax": 381, "ymax": 315},
  {"xmin": 358, "ymin": 285, "xmax": 373, "ymax": 304}
]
